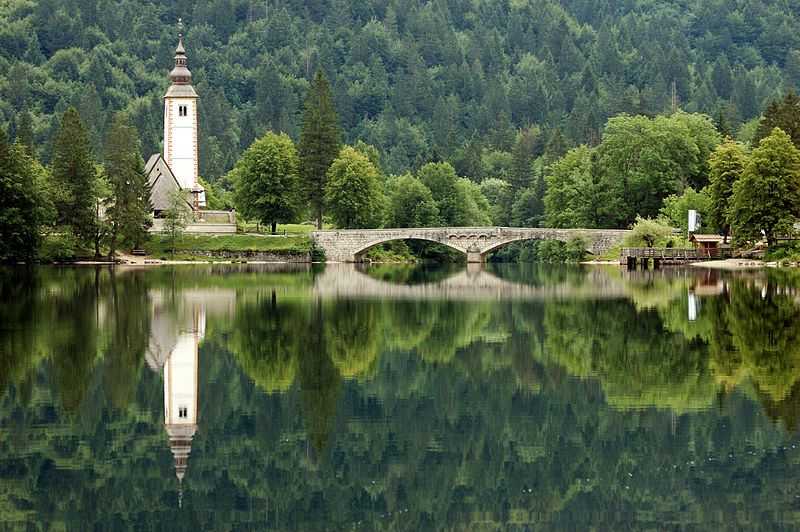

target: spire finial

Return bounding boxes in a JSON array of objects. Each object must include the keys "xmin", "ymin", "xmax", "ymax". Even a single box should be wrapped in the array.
[{"xmin": 169, "ymin": 18, "xmax": 192, "ymax": 85}]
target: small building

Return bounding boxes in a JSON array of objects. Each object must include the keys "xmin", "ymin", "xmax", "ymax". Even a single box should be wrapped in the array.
[
  {"xmin": 689, "ymin": 233, "xmax": 731, "ymax": 258},
  {"xmin": 689, "ymin": 234, "xmax": 725, "ymax": 250}
]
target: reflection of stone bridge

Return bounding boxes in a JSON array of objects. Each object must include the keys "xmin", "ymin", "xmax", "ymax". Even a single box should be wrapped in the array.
[
  {"xmin": 313, "ymin": 265, "xmax": 632, "ymax": 301},
  {"xmin": 312, "ymin": 227, "xmax": 631, "ymax": 263}
]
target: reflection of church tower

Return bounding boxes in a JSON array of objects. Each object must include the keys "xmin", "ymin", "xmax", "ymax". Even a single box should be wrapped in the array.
[
  {"xmin": 146, "ymin": 296, "xmax": 205, "ymax": 505},
  {"xmin": 164, "ymin": 308, "xmax": 203, "ymax": 491}
]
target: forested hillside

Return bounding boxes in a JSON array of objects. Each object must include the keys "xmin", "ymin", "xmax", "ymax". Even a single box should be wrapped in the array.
[{"xmin": 2, "ymin": 0, "xmax": 799, "ymax": 182}]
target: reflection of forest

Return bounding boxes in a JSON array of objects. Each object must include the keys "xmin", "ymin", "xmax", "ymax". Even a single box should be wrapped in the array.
[{"xmin": 2, "ymin": 266, "xmax": 800, "ymax": 528}]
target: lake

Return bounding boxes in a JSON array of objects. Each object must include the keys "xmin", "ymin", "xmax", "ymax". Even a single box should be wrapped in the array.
[{"xmin": 2, "ymin": 263, "xmax": 800, "ymax": 530}]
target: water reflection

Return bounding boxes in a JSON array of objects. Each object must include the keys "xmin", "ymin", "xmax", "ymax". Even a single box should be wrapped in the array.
[{"xmin": 3, "ymin": 265, "xmax": 800, "ymax": 528}]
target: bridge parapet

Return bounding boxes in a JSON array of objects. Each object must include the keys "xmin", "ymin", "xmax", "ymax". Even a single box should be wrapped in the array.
[{"xmin": 312, "ymin": 227, "xmax": 630, "ymax": 262}]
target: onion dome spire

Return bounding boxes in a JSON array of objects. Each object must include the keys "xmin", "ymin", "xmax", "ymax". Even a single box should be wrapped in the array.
[{"xmin": 169, "ymin": 18, "xmax": 192, "ymax": 85}]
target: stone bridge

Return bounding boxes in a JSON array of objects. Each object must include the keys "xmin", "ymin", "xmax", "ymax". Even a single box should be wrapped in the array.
[{"xmin": 312, "ymin": 227, "xmax": 630, "ymax": 263}]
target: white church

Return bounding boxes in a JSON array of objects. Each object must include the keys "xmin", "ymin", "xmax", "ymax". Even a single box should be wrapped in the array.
[{"xmin": 146, "ymin": 26, "xmax": 236, "ymax": 233}]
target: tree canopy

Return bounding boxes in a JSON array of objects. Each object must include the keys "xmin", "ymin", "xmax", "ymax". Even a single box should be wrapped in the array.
[{"xmin": 231, "ymin": 131, "xmax": 301, "ymax": 233}]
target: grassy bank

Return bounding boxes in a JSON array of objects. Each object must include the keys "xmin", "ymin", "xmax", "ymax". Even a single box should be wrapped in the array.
[{"xmin": 144, "ymin": 234, "xmax": 312, "ymax": 260}]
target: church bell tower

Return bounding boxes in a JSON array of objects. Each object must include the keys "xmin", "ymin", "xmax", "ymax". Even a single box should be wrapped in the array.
[{"xmin": 163, "ymin": 20, "xmax": 204, "ymax": 208}]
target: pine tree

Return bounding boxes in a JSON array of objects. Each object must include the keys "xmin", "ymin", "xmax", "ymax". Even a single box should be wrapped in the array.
[
  {"xmin": 13, "ymin": 109, "xmax": 34, "ymax": 154},
  {"xmin": 509, "ymin": 126, "xmax": 541, "ymax": 191},
  {"xmin": 51, "ymin": 107, "xmax": 98, "ymax": 249},
  {"xmin": 104, "ymin": 113, "xmax": 152, "ymax": 257},
  {"xmin": 298, "ymin": 70, "xmax": 341, "ymax": 229},
  {"xmin": 0, "ymin": 130, "xmax": 43, "ymax": 262},
  {"xmin": 755, "ymin": 91, "xmax": 800, "ymax": 148},
  {"xmin": 708, "ymin": 139, "xmax": 747, "ymax": 242}
]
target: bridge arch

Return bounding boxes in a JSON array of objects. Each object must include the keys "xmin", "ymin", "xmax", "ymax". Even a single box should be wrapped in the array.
[
  {"xmin": 352, "ymin": 237, "xmax": 466, "ymax": 262},
  {"xmin": 479, "ymin": 233, "xmax": 596, "ymax": 260}
]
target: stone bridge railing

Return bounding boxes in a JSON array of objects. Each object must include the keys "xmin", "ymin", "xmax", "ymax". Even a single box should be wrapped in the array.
[{"xmin": 312, "ymin": 227, "xmax": 630, "ymax": 263}]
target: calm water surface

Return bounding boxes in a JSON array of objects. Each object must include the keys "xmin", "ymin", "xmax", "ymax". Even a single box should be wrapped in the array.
[{"xmin": 2, "ymin": 263, "xmax": 800, "ymax": 530}]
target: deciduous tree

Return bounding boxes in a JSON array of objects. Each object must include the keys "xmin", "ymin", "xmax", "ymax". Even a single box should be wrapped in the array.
[
  {"xmin": 730, "ymin": 128, "xmax": 800, "ymax": 247},
  {"xmin": 708, "ymin": 139, "xmax": 747, "ymax": 242},
  {"xmin": 324, "ymin": 146, "xmax": 384, "ymax": 229},
  {"xmin": 231, "ymin": 132, "xmax": 301, "ymax": 234},
  {"xmin": 386, "ymin": 173, "xmax": 440, "ymax": 227}
]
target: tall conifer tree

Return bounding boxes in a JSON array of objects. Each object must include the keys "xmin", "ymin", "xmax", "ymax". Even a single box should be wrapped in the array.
[
  {"xmin": 298, "ymin": 70, "xmax": 341, "ymax": 229},
  {"xmin": 51, "ymin": 107, "xmax": 98, "ymax": 248},
  {"xmin": 104, "ymin": 113, "xmax": 152, "ymax": 257},
  {"xmin": 0, "ymin": 130, "xmax": 43, "ymax": 262},
  {"xmin": 755, "ymin": 91, "xmax": 800, "ymax": 148}
]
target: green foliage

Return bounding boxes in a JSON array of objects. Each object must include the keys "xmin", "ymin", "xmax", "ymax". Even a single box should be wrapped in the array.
[
  {"xmin": 324, "ymin": 146, "xmax": 384, "ymax": 229},
  {"xmin": 708, "ymin": 139, "xmax": 748, "ymax": 240},
  {"xmin": 37, "ymin": 232, "xmax": 79, "ymax": 262},
  {"xmin": 544, "ymin": 145, "xmax": 598, "ymax": 228},
  {"xmin": 298, "ymin": 70, "xmax": 341, "ymax": 229},
  {"xmin": 454, "ymin": 178, "xmax": 492, "ymax": 226},
  {"xmin": 418, "ymin": 162, "xmax": 461, "ymax": 224},
  {"xmin": 731, "ymin": 128, "xmax": 800, "ymax": 246},
  {"xmin": 659, "ymin": 187, "xmax": 713, "ymax": 235},
  {"xmin": 491, "ymin": 238, "xmax": 588, "ymax": 263},
  {"xmin": 755, "ymin": 91, "xmax": 800, "ymax": 148},
  {"xmin": 161, "ymin": 189, "xmax": 190, "ymax": 255},
  {"xmin": 231, "ymin": 131, "xmax": 301, "ymax": 233},
  {"xmin": 0, "ymin": 130, "xmax": 43, "ymax": 262},
  {"xmin": 595, "ymin": 113, "xmax": 721, "ymax": 227},
  {"xmin": 0, "ymin": 0, "xmax": 795, "ymax": 182},
  {"xmin": 50, "ymin": 107, "xmax": 98, "ymax": 247},
  {"xmin": 385, "ymin": 173, "xmax": 439, "ymax": 228},
  {"xmin": 511, "ymin": 176, "xmax": 546, "ymax": 228},
  {"xmin": 509, "ymin": 126, "xmax": 541, "ymax": 191},
  {"xmin": 199, "ymin": 176, "xmax": 232, "ymax": 211},
  {"xmin": 104, "ymin": 113, "xmax": 152, "ymax": 254},
  {"xmin": 479, "ymin": 178, "xmax": 512, "ymax": 226},
  {"xmin": 418, "ymin": 162, "xmax": 491, "ymax": 226},
  {"xmin": 144, "ymin": 233, "xmax": 311, "ymax": 256},
  {"xmin": 625, "ymin": 216, "xmax": 675, "ymax": 248}
]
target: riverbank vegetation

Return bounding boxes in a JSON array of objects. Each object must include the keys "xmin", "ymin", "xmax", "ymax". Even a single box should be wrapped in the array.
[{"xmin": 144, "ymin": 233, "xmax": 311, "ymax": 260}]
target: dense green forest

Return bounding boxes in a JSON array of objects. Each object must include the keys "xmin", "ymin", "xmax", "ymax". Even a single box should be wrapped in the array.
[{"xmin": 2, "ymin": 0, "xmax": 798, "ymax": 181}]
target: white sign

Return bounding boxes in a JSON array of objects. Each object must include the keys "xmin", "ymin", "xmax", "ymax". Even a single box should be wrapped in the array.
[{"xmin": 688, "ymin": 210, "xmax": 701, "ymax": 233}]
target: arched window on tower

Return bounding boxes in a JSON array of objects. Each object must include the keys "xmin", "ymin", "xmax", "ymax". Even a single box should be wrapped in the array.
[{"xmin": 179, "ymin": 105, "xmax": 187, "ymax": 117}]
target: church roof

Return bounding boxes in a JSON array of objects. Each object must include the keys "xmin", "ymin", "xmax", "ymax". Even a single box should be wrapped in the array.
[
  {"xmin": 146, "ymin": 153, "xmax": 193, "ymax": 212},
  {"xmin": 164, "ymin": 84, "xmax": 198, "ymax": 98}
]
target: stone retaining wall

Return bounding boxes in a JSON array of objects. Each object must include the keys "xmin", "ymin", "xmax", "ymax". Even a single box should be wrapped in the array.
[{"xmin": 160, "ymin": 250, "xmax": 310, "ymax": 262}]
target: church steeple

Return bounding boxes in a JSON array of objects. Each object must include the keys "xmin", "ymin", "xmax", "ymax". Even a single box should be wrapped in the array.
[
  {"xmin": 162, "ymin": 17, "xmax": 202, "ymax": 204},
  {"xmin": 169, "ymin": 19, "xmax": 192, "ymax": 86}
]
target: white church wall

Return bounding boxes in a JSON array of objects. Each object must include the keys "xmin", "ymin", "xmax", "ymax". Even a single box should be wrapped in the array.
[{"xmin": 164, "ymin": 98, "xmax": 198, "ymax": 190}]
